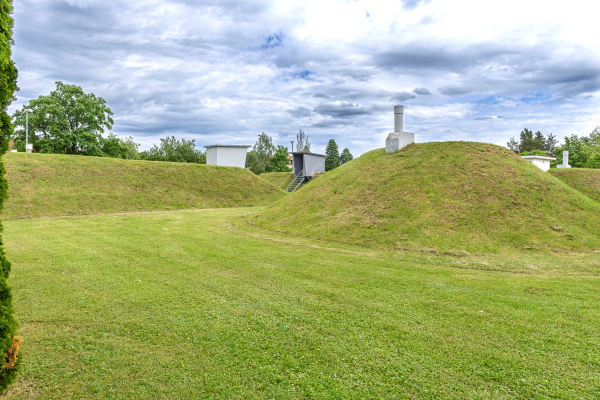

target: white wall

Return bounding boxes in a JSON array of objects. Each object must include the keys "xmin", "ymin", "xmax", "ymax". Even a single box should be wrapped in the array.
[
  {"xmin": 206, "ymin": 148, "xmax": 218, "ymax": 165},
  {"xmin": 303, "ymin": 154, "xmax": 325, "ymax": 176},
  {"xmin": 525, "ymin": 158, "xmax": 551, "ymax": 172},
  {"xmin": 206, "ymin": 147, "xmax": 248, "ymax": 168}
]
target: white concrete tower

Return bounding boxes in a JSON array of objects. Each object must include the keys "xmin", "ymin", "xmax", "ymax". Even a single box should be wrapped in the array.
[
  {"xmin": 394, "ymin": 105, "xmax": 404, "ymax": 133},
  {"xmin": 386, "ymin": 105, "xmax": 415, "ymax": 154}
]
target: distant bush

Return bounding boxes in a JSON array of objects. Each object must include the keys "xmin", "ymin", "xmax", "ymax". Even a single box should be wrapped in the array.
[
  {"xmin": 518, "ymin": 150, "xmax": 548, "ymax": 156},
  {"xmin": 139, "ymin": 136, "xmax": 206, "ymax": 164}
]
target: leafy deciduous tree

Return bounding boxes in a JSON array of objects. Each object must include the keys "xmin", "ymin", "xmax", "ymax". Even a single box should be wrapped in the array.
[
  {"xmin": 553, "ymin": 129, "xmax": 600, "ymax": 168},
  {"xmin": 101, "ymin": 134, "xmax": 140, "ymax": 160},
  {"xmin": 247, "ymin": 133, "xmax": 275, "ymax": 174},
  {"xmin": 12, "ymin": 81, "xmax": 114, "ymax": 156},
  {"xmin": 296, "ymin": 129, "xmax": 311, "ymax": 152},
  {"xmin": 140, "ymin": 136, "xmax": 205, "ymax": 163},
  {"xmin": 0, "ymin": 0, "xmax": 21, "ymax": 389},
  {"xmin": 269, "ymin": 145, "xmax": 291, "ymax": 172}
]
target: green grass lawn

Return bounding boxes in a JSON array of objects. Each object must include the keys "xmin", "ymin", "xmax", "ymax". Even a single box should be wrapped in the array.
[{"xmin": 3, "ymin": 208, "xmax": 600, "ymax": 399}]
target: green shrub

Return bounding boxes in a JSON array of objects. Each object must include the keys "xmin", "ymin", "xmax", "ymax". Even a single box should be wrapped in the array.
[
  {"xmin": 0, "ymin": 0, "xmax": 21, "ymax": 389},
  {"xmin": 518, "ymin": 149, "xmax": 548, "ymax": 156}
]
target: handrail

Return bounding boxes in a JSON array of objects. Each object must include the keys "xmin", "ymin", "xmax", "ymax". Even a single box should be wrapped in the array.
[
  {"xmin": 288, "ymin": 168, "xmax": 305, "ymax": 193},
  {"xmin": 285, "ymin": 169, "xmax": 303, "ymax": 187}
]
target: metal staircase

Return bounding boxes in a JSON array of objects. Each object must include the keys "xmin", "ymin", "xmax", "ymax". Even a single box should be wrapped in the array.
[{"xmin": 282, "ymin": 169, "xmax": 305, "ymax": 192}]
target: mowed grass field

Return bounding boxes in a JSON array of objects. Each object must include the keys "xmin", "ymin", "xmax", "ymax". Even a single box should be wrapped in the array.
[{"xmin": 3, "ymin": 208, "xmax": 600, "ymax": 399}]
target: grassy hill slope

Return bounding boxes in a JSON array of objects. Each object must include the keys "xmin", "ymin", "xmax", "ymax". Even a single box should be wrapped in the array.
[
  {"xmin": 259, "ymin": 171, "xmax": 292, "ymax": 188},
  {"xmin": 252, "ymin": 142, "xmax": 600, "ymax": 253},
  {"xmin": 3, "ymin": 153, "xmax": 284, "ymax": 219},
  {"xmin": 550, "ymin": 168, "xmax": 600, "ymax": 203}
]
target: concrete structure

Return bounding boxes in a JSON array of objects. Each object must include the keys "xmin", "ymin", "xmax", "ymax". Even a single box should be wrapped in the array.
[
  {"xmin": 285, "ymin": 151, "xmax": 326, "ymax": 192},
  {"xmin": 291, "ymin": 152, "xmax": 325, "ymax": 177},
  {"xmin": 204, "ymin": 145, "xmax": 251, "ymax": 168},
  {"xmin": 521, "ymin": 155, "xmax": 555, "ymax": 172},
  {"xmin": 386, "ymin": 105, "xmax": 415, "ymax": 154},
  {"xmin": 556, "ymin": 151, "xmax": 572, "ymax": 169}
]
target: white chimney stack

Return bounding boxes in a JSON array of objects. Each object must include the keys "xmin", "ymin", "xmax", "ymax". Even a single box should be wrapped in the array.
[
  {"xmin": 556, "ymin": 150, "xmax": 572, "ymax": 168},
  {"xmin": 386, "ymin": 104, "xmax": 414, "ymax": 154},
  {"xmin": 394, "ymin": 105, "xmax": 404, "ymax": 132}
]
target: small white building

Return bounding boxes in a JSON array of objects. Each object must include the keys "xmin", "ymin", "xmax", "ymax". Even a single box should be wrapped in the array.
[
  {"xmin": 521, "ymin": 155, "xmax": 555, "ymax": 172},
  {"xmin": 204, "ymin": 145, "xmax": 251, "ymax": 168}
]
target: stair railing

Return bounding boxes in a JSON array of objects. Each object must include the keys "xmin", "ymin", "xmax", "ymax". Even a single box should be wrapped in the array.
[{"xmin": 288, "ymin": 168, "xmax": 305, "ymax": 193}]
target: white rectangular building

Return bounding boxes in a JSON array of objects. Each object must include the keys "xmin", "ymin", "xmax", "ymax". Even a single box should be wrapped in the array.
[
  {"xmin": 521, "ymin": 155, "xmax": 555, "ymax": 172},
  {"xmin": 205, "ymin": 145, "xmax": 251, "ymax": 168}
]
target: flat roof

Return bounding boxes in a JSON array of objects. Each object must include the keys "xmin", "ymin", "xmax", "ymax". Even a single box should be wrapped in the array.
[
  {"xmin": 204, "ymin": 144, "xmax": 251, "ymax": 148},
  {"xmin": 291, "ymin": 151, "xmax": 326, "ymax": 157},
  {"xmin": 520, "ymin": 155, "xmax": 556, "ymax": 161}
]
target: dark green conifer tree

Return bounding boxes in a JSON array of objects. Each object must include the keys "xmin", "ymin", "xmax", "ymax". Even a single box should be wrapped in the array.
[
  {"xmin": 340, "ymin": 148, "xmax": 353, "ymax": 164},
  {"xmin": 0, "ymin": 0, "xmax": 21, "ymax": 389},
  {"xmin": 325, "ymin": 139, "xmax": 340, "ymax": 171}
]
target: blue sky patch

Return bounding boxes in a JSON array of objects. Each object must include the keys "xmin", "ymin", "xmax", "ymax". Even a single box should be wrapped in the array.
[
  {"xmin": 262, "ymin": 34, "xmax": 283, "ymax": 49},
  {"xmin": 520, "ymin": 91, "xmax": 552, "ymax": 103},
  {"xmin": 294, "ymin": 70, "xmax": 315, "ymax": 80}
]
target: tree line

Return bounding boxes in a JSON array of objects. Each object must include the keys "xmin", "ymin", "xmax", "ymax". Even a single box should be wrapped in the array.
[
  {"xmin": 508, "ymin": 127, "xmax": 600, "ymax": 168},
  {"xmin": 11, "ymin": 82, "xmax": 356, "ymax": 174}
]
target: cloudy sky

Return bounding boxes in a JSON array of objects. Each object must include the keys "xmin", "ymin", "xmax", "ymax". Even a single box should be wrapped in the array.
[{"xmin": 9, "ymin": 0, "xmax": 600, "ymax": 155}]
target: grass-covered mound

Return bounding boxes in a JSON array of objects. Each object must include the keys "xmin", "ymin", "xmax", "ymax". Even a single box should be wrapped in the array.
[
  {"xmin": 259, "ymin": 171, "xmax": 292, "ymax": 188},
  {"xmin": 3, "ymin": 153, "xmax": 284, "ymax": 219},
  {"xmin": 253, "ymin": 142, "xmax": 600, "ymax": 253},
  {"xmin": 550, "ymin": 168, "xmax": 600, "ymax": 203}
]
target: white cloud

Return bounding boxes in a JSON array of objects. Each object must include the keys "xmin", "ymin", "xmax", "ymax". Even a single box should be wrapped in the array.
[{"xmin": 8, "ymin": 0, "xmax": 600, "ymax": 156}]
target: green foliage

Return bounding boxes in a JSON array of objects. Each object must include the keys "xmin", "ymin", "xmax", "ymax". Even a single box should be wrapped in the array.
[
  {"xmin": 518, "ymin": 149, "xmax": 547, "ymax": 156},
  {"xmin": 507, "ymin": 128, "xmax": 556, "ymax": 154},
  {"xmin": 255, "ymin": 142, "xmax": 600, "ymax": 254},
  {"xmin": 553, "ymin": 128, "xmax": 600, "ymax": 168},
  {"xmin": 101, "ymin": 134, "xmax": 140, "ymax": 160},
  {"xmin": 247, "ymin": 133, "xmax": 291, "ymax": 174},
  {"xmin": 269, "ymin": 145, "xmax": 291, "ymax": 172},
  {"xmin": 325, "ymin": 139, "xmax": 340, "ymax": 171},
  {"xmin": 245, "ymin": 150, "xmax": 263, "ymax": 174},
  {"xmin": 3, "ymin": 152, "xmax": 284, "ymax": 219},
  {"xmin": 340, "ymin": 148, "xmax": 353, "ymax": 164},
  {"xmin": 12, "ymin": 82, "xmax": 114, "ymax": 156},
  {"xmin": 246, "ymin": 132, "xmax": 275, "ymax": 174},
  {"xmin": 0, "ymin": 0, "xmax": 20, "ymax": 388},
  {"xmin": 296, "ymin": 129, "xmax": 311, "ymax": 152},
  {"xmin": 253, "ymin": 132, "xmax": 275, "ymax": 159},
  {"xmin": 140, "ymin": 136, "xmax": 205, "ymax": 164}
]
